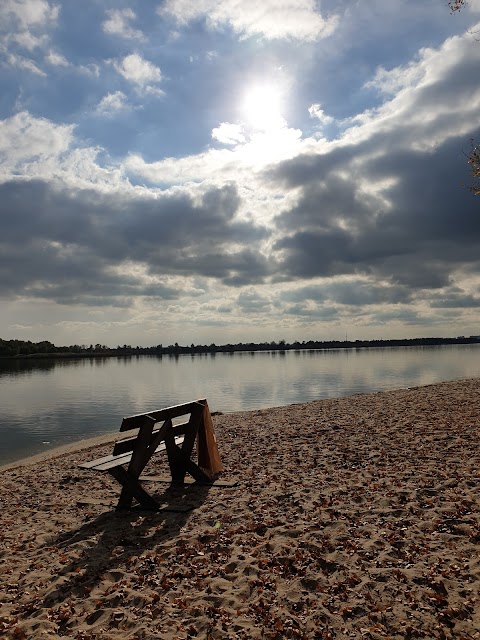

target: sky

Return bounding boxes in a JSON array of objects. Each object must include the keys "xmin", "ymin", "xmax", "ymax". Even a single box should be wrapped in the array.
[{"xmin": 1, "ymin": 0, "xmax": 480, "ymax": 347}]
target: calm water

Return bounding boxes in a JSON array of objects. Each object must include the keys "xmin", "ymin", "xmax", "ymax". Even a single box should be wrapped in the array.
[{"xmin": 1, "ymin": 344, "xmax": 479, "ymax": 465}]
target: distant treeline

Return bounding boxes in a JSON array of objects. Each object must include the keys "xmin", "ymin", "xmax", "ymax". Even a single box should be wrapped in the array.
[{"xmin": 1, "ymin": 335, "xmax": 479, "ymax": 358}]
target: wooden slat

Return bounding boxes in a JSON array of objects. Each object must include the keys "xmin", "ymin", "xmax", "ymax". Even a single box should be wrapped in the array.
[
  {"xmin": 120, "ymin": 399, "xmax": 206, "ymax": 431},
  {"xmin": 108, "ymin": 466, "xmax": 159, "ymax": 511},
  {"xmin": 118, "ymin": 415, "xmax": 156, "ymax": 509},
  {"xmin": 83, "ymin": 451, "xmax": 133, "ymax": 471},
  {"xmin": 164, "ymin": 403, "xmax": 209, "ymax": 484},
  {"xmin": 79, "ymin": 451, "xmax": 132, "ymax": 470},
  {"xmin": 112, "ymin": 421, "xmax": 189, "ymax": 456},
  {"xmin": 79, "ymin": 435, "xmax": 185, "ymax": 472}
]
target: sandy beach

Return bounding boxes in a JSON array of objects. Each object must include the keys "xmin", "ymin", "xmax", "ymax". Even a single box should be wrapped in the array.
[{"xmin": 1, "ymin": 379, "xmax": 480, "ymax": 639}]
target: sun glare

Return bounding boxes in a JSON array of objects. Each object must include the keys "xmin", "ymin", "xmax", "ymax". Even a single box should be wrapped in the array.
[{"xmin": 242, "ymin": 84, "xmax": 285, "ymax": 131}]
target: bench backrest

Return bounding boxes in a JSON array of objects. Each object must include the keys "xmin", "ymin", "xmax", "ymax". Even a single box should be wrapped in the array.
[
  {"xmin": 111, "ymin": 399, "xmax": 207, "ymax": 456},
  {"xmin": 120, "ymin": 398, "xmax": 207, "ymax": 431}
]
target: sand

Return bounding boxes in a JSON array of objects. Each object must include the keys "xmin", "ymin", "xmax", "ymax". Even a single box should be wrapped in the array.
[{"xmin": 1, "ymin": 378, "xmax": 480, "ymax": 639}]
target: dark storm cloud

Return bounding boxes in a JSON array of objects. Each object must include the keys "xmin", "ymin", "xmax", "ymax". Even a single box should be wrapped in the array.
[
  {"xmin": 281, "ymin": 281, "xmax": 412, "ymax": 306},
  {"xmin": 429, "ymin": 293, "xmax": 480, "ymax": 309},
  {"xmin": 371, "ymin": 308, "xmax": 431, "ymax": 325},
  {"xmin": 0, "ymin": 179, "xmax": 270, "ymax": 305},
  {"xmin": 267, "ymin": 30, "xmax": 480, "ymax": 302},
  {"xmin": 237, "ymin": 290, "xmax": 272, "ymax": 313},
  {"xmin": 284, "ymin": 304, "xmax": 340, "ymax": 320},
  {"xmin": 271, "ymin": 133, "xmax": 480, "ymax": 292}
]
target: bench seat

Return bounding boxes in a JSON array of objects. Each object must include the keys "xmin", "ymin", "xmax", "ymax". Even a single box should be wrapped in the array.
[{"xmin": 80, "ymin": 434, "xmax": 185, "ymax": 472}]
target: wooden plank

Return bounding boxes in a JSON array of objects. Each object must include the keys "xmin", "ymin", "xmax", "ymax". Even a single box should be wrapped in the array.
[
  {"xmin": 79, "ymin": 435, "xmax": 186, "ymax": 472},
  {"xmin": 127, "ymin": 416, "xmax": 156, "ymax": 476},
  {"xmin": 120, "ymin": 399, "xmax": 206, "ymax": 431},
  {"xmin": 112, "ymin": 421, "xmax": 188, "ymax": 456},
  {"xmin": 183, "ymin": 457, "xmax": 213, "ymax": 483},
  {"xmin": 156, "ymin": 434, "xmax": 184, "ymax": 453},
  {"xmin": 175, "ymin": 404, "xmax": 211, "ymax": 483},
  {"xmin": 161, "ymin": 403, "xmax": 214, "ymax": 484},
  {"xmin": 164, "ymin": 424, "xmax": 183, "ymax": 483},
  {"xmin": 108, "ymin": 466, "xmax": 160, "ymax": 511},
  {"xmin": 118, "ymin": 415, "xmax": 156, "ymax": 509},
  {"xmin": 182, "ymin": 403, "xmax": 204, "ymax": 460},
  {"xmin": 80, "ymin": 451, "xmax": 133, "ymax": 470}
]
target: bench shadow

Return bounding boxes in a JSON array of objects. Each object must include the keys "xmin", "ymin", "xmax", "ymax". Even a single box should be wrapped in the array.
[{"xmin": 42, "ymin": 482, "xmax": 212, "ymax": 607}]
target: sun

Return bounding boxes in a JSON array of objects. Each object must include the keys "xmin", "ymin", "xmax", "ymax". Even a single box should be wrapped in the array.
[{"xmin": 242, "ymin": 84, "xmax": 285, "ymax": 131}]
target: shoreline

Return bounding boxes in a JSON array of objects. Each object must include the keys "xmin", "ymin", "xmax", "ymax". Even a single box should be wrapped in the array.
[
  {"xmin": 2, "ymin": 336, "xmax": 480, "ymax": 361},
  {"xmin": 0, "ymin": 429, "xmax": 121, "ymax": 473},
  {"xmin": 2, "ymin": 378, "xmax": 480, "ymax": 639},
  {"xmin": 0, "ymin": 378, "xmax": 465, "ymax": 472}
]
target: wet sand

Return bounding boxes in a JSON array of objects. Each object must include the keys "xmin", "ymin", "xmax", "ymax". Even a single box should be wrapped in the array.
[{"xmin": 1, "ymin": 378, "xmax": 480, "ymax": 639}]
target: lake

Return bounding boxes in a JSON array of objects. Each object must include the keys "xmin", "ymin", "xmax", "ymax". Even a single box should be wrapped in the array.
[{"xmin": 1, "ymin": 344, "xmax": 479, "ymax": 466}]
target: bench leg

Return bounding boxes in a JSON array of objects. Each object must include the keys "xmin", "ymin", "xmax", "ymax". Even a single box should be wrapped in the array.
[
  {"xmin": 118, "ymin": 415, "xmax": 157, "ymax": 508},
  {"xmin": 165, "ymin": 404, "xmax": 213, "ymax": 484},
  {"xmin": 109, "ymin": 467, "xmax": 159, "ymax": 511},
  {"xmin": 165, "ymin": 443, "xmax": 212, "ymax": 484},
  {"xmin": 183, "ymin": 457, "xmax": 213, "ymax": 483}
]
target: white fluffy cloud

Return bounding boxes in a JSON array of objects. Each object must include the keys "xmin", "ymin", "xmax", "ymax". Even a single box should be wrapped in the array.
[
  {"xmin": 103, "ymin": 9, "xmax": 144, "ymax": 40},
  {"xmin": 212, "ymin": 122, "xmax": 246, "ymax": 145},
  {"xmin": 126, "ymin": 124, "xmax": 307, "ymax": 188},
  {"xmin": 9, "ymin": 30, "xmax": 47, "ymax": 50},
  {"xmin": 346, "ymin": 26, "xmax": 480, "ymax": 151},
  {"xmin": 45, "ymin": 49, "xmax": 69, "ymax": 66},
  {"xmin": 160, "ymin": 0, "xmax": 337, "ymax": 41},
  {"xmin": 2, "ymin": 0, "xmax": 59, "ymax": 29},
  {"xmin": 0, "ymin": 112, "xmax": 126, "ymax": 190},
  {"xmin": 113, "ymin": 53, "xmax": 162, "ymax": 90},
  {"xmin": 0, "ymin": 111, "xmax": 72, "ymax": 176},
  {"xmin": 308, "ymin": 104, "xmax": 334, "ymax": 125},
  {"xmin": 1, "ymin": 0, "xmax": 59, "ymax": 74},
  {"xmin": 96, "ymin": 91, "xmax": 128, "ymax": 114},
  {"xmin": 6, "ymin": 52, "xmax": 46, "ymax": 75}
]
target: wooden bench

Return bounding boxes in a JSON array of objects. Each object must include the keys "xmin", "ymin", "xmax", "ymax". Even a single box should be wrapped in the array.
[{"xmin": 80, "ymin": 399, "xmax": 223, "ymax": 511}]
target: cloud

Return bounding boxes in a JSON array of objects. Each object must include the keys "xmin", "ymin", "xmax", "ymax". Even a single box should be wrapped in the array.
[
  {"xmin": 211, "ymin": 122, "xmax": 245, "ymax": 145},
  {"xmin": 8, "ymin": 30, "xmax": 47, "ymax": 50},
  {"xmin": 268, "ymin": 26, "xmax": 480, "ymax": 300},
  {"xmin": 463, "ymin": 0, "xmax": 480, "ymax": 13},
  {"xmin": 5, "ymin": 52, "xmax": 46, "ymax": 75},
  {"xmin": 0, "ymin": 112, "xmax": 125, "ymax": 190},
  {"xmin": 346, "ymin": 28, "xmax": 480, "ymax": 149},
  {"xmin": 0, "ymin": 129, "xmax": 271, "ymax": 306},
  {"xmin": 160, "ymin": 0, "xmax": 338, "ymax": 41},
  {"xmin": 0, "ymin": 111, "xmax": 73, "ymax": 174},
  {"xmin": 1, "ymin": 0, "xmax": 59, "ymax": 75},
  {"xmin": 237, "ymin": 290, "xmax": 272, "ymax": 313},
  {"xmin": 96, "ymin": 91, "xmax": 128, "ymax": 114},
  {"xmin": 308, "ymin": 104, "xmax": 334, "ymax": 125},
  {"xmin": 429, "ymin": 291, "xmax": 480, "ymax": 308},
  {"xmin": 45, "ymin": 49, "xmax": 69, "ymax": 66},
  {"xmin": 77, "ymin": 63, "xmax": 100, "ymax": 78},
  {"xmin": 113, "ymin": 53, "xmax": 162, "ymax": 93},
  {"xmin": 103, "ymin": 8, "xmax": 144, "ymax": 40},
  {"xmin": 3, "ymin": 15, "xmax": 480, "ymax": 338},
  {"xmin": 126, "ymin": 124, "xmax": 307, "ymax": 188},
  {"xmin": 2, "ymin": 0, "xmax": 59, "ymax": 30},
  {"xmin": 280, "ymin": 280, "xmax": 412, "ymax": 307},
  {"xmin": 284, "ymin": 302, "xmax": 340, "ymax": 320}
]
